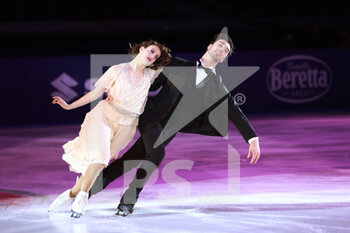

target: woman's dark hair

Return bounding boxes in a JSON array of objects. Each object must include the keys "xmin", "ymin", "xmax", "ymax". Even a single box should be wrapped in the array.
[
  {"xmin": 129, "ymin": 40, "xmax": 171, "ymax": 70},
  {"xmin": 211, "ymin": 34, "xmax": 235, "ymax": 56}
]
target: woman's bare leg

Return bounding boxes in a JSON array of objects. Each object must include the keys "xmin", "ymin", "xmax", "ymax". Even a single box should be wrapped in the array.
[
  {"xmin": 80, "ymin": 163, "xmax": 105, "ymax": 193},
  {"xmin": 70, "ymin": 175, "xmax": 84, "ymax": 197},
  {"xmin": 70, "ymin": 163, "xmax": 105, "ymax": 196},
  {"xmin": 70, "ymin": 163, "xmax": 105, "ymax": 218}
]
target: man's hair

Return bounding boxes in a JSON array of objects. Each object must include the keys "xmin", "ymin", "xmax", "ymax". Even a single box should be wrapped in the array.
[{"xmin": 211, "ymin": 34, "xmax": 235, "ymax": 56}]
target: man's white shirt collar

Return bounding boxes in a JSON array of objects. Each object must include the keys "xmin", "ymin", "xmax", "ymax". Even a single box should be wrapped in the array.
[{"xmin": 195, "ymin": 60, "xmax": 216, "ymax": 85}]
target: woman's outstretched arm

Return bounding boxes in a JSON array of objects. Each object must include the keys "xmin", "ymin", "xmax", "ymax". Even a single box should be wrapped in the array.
[{"xmin": 52, "ymin": 85, "xmax": 106, "ymax": 110}]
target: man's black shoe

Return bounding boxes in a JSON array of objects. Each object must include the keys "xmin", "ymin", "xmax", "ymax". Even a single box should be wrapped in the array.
[{"xmin": 116, "ymin": 203, "xmax": 133, "ymax": 217}]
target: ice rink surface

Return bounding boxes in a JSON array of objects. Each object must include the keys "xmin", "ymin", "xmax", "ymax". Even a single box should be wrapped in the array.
[{"xmin": 1, "ymin": 114, "xmax": 350, "ymax": 233}]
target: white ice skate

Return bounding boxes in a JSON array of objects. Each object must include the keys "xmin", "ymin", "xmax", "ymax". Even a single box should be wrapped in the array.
[
  {"xmin": 71, "ymin": 191, "xmax": 88, "ymax": 218},
  {"xmin": 48, "ymin": 189, "xmax": 74, "ymax": 212}
]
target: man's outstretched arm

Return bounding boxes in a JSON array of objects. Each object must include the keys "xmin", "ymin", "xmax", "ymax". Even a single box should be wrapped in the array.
[{"xmin": 227, "ymin": 94, "xmax": 260, "ymax": 164}]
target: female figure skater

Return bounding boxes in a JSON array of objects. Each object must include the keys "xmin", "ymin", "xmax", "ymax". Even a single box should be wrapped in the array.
[{"xmin": 48, "ymin": 40, "xmax": 171, "ymax": 218}]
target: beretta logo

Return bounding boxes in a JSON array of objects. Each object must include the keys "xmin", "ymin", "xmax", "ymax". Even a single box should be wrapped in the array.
[{"xmin": 267, "ymin": 55, "xmax": 332, "ymax": 103}]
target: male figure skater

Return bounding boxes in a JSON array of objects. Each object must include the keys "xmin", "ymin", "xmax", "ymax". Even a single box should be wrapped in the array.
[{"xmin": 91, "ymin": 33, "xmax": 261, "ymax": 216}]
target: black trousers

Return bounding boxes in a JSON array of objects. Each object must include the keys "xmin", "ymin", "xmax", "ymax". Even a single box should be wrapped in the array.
[{"xmin": 90, "ymin": 122, "xmax": 176, "ymax": 208}]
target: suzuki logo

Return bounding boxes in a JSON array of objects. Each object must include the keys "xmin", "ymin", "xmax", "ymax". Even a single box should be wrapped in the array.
[{"xmin": 50, "ymin": 73, "xmax": 78, "ymax": 102}]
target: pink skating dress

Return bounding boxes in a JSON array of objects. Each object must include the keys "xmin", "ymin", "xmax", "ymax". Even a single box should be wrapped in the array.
[{"xmin": 62, "ymin": 63, "xmax": 161, "ymax": 174}]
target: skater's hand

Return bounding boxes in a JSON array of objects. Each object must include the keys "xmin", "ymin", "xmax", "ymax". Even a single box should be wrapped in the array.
[
  {"xmin": 52, "ymin": 96, "xmax": 72, "ymax": 110},
  {"xmin": 106, "ymin": 94, "xmax": 114, "ymax": 104},
  {"xmin": 247, "ymin": 138, "xmax": 260, "ymax": 164}
]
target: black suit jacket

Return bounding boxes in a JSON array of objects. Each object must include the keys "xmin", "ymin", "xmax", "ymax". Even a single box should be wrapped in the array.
[
  {"xmin": 138, "ymin": 57, "xmax": 257, "ymax": 143},
  {"xmin": 138, "ymin": 57, "xmax": 190, "ymax": 133}
]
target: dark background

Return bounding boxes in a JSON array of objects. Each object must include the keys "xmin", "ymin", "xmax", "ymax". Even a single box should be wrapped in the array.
[
  {"xmin": 1, "ymin": 0, "xmax": 350, "ymax": 56},
  {"xmin": 0, "ymin": 0, "xmax": 349, "ymax": 126}
]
